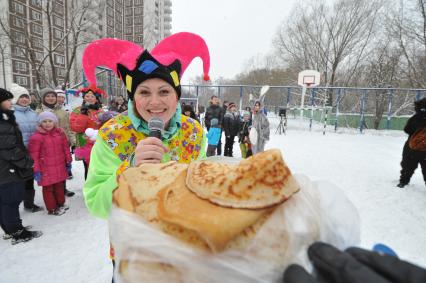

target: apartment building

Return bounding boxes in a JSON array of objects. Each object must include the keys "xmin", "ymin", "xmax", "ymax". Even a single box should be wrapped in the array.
[{"xmin": 0, "ymin": 0, "xmax": 172, "ymax": 91}]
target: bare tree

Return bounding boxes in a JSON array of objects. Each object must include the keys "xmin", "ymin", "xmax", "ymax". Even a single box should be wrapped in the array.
[
  {"xmin": 273, "ymin": 0, "xmax": 384, "ymax": 104},
  {"xmin": 0, "ymin": 0, "xmax": 99, "ymax": 90},
  {"xmin": 0, "ymin": 30, "xmax": 10, "ymax": 88},
  {"xmin": 388, "ymin": 0, "xmax": 426, "ymax": 88}
]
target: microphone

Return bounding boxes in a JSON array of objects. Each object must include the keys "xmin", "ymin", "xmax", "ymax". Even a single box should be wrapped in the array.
[{"xmin": 148, "ymin": 117, "xmax": 164, "ymax": 139}]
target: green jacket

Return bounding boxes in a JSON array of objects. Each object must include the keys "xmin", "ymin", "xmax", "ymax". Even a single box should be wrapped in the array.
[{"xmin": 83, "ymin": 107, "xmax": 206, "ymax": 219}]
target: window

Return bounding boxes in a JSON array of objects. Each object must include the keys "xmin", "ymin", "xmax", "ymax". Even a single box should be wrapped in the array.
[
  {"xmin": 12, "ymin": 46, "xmax": 25, "ymax": 57},
  {"xmin": 134, "ymin": 25, "xmax": 143, "ymax": 34},
  {"xmin": 32, "ymin": 24, "xmax": 43, "ymax": 35},
  {"xmin": 13, "ymin": 17, "xmax": 25, "ymax": 28},
  {"xmin": 34, "ymin": 51, "xmax": 44, "ymax": 61},
  {"xmin": 107, "ymin": 7, "xmax": 114, "ymax": 17},
  {"xmin": 125, "ymin": 8, "xmax": 132, "ymax": 16},
  {"xmin": 14, "ymin": 32, "xmax": 26, "ymax": 44},
  {"xmin": 135, "ymin": 7, "xmax": 143, "ymax": 15},
  {"xmin": 107, "ymin": 18, "xmax": 114, "ymax": 27},
  {"xmin": 125, "ymin": 0, "xmax": 132, "ymax": 7},
  {"xmin": 125, "ymin": 27, "xmax": 132, "ymax": 34},
  {"xmin": 32, "ymin": 37, "xmax": 43, "ymax": 49},
  {"xmin": 134, "ymin": 0, "xmax": 143, "ymax": 4},
  {"xmin": 107, "ymin": 0, "xmax": 114, "ymax": 7},
  {"xmin": 13, "ymin": 2, "xmax": 25, "ymax": 14},
  {"xmin": 125, "ymin": 35, "xmax": 132, "ymax": 41},
  {"xmin": 107, "ymin": 27, "xmax": 114, "ymax": 36},
  {"xmin": 134, "ymin": 16, "xmax": 143, "ymax": 25},
  {"xmin": 15, "ymin": 61, "xmax": 27, "ymax": 72},
  {"xmin": 15, "ymin": 75, "xmax": 28, "ymax": 86},
  {"xmin": 54, "ymin": 16, "xmax": 64, "ymax": 28},
  {"xmin": 54, "ymin": 29, "xmax": 64, "ymax": 39},
  {"xmin": 57, "ymin": 68, "xmax": 66, "ymax": 77},
  {"xmin": 31, "ymin": 0, "xmax": 41, "ymax": 7},
  {"xmin": 54, "ymin": 54, "xmax": 65, "ymax": 65},
  {"xmin": 125, "ymin": 17, "xmax": 132, "ymax": 25},
  {"xmin": 32, "ymin": 10, "xmax": 42, "ymax": 21}
]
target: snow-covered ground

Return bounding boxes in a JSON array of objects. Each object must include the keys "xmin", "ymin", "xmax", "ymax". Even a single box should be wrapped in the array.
[{"xmin": 1, "ymin": 115, "xmax": 425, "ymax": 283}]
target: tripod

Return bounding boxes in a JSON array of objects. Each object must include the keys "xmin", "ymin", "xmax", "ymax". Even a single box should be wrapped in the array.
[{"xmin": 276, "ymin": 114, "xmax": 287, "ymax": 134}]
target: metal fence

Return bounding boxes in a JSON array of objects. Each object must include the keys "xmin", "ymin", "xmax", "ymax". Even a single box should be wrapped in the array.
[
  {"xmin": 180, "ymin": 85, "xmax": 426, "ymax": 132},
  {"xmin": 75, "ymin": 69, "xmax": 426, "ymax": 132}
]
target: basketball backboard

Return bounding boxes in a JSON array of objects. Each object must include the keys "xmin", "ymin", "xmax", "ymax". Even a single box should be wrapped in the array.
[{"xmin": 298, "ymin": 70, "xmax": 320, "ymax": 87}]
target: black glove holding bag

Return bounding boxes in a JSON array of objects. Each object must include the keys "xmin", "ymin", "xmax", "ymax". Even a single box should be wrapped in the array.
[{"xmin": 283, "ymin": 242, "xmax": 426, "ymax": 283}]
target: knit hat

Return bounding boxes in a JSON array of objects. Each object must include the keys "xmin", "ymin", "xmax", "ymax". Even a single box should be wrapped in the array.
[
  {"xmin": 40, "ymin": 87, "xmax": 56, "ymax": 99},
  {"xmin": 38, "ymin": 111, "xmax": 58, "ymax": 124},
  {"xmin": 82, "ymin": 32, "xmax": 211, "ymax": 100},
  {"xmin": 55, "ymin": 89, "xmax": 66, "ymax": 98},
  {"xmin": 0, "ymin": 88, "xmax": 13, "ymax": 104},
  {"xmin": 10, "ymin": 83, "xmax": 30, "ymax": 104},
  {"xmin": 211, "ymin": 118, "xmax": 218, "ymax": 126},
  {"xmin": 228, "ymin": 102, "xmax": 236, "ymax": 108}
]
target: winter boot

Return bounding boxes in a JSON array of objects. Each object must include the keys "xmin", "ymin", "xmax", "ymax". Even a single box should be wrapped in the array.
[
  {"xmin": 24, "ymin": 204, "xmax": 44, "ymax": 213},
  {"xmin": 396, "ymin": 182, "xmax": 408, "ymax": 188},
  {"xmin": 2, "ymin": 225, "xmax": 33, "ymax": 240},
  {"xmin": 48, "ymin": 208, "xmax": 66, "ymax": 216},
  {"xmin": 11, "ymin": 228, "xmax": 43, "ymax": 245},
  {"xmin": 64, "ymin": 188, "xmax": 75, "ymax": 197}
]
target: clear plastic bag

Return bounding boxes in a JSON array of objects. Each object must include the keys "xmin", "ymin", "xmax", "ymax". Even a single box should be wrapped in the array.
[{"xmin": 109, "ymin": 169, "xmax": 360, "ymax": 283}]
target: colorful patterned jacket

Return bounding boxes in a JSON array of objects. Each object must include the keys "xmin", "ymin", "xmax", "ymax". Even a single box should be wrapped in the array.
[{"xmin": 83, "ymin": 106, "xmax": 206, "ymax": 219}]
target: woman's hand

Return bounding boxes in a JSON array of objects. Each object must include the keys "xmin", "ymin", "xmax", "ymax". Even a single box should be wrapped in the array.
[{"xmin": 133, "ymin": 137, "xmax": 168, "ymax": 165}]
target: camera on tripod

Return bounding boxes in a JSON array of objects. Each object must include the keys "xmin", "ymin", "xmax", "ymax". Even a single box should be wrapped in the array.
[{"xmin": 278, "ymin": 107, "xmax": 286, "ymax": 117}]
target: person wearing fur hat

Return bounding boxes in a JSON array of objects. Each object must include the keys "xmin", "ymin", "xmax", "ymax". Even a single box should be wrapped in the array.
[
  {"xmin": 55, "ymin": 89, "xmax": 72, "ymax": 112},
  {"xmin": 397, "ymin": 98, "xmax": 426, "ymax": 188},
  {"xmin": 37, "ymin": 87, "xmax": 75, "ymax": 197},
  {"xmin": 69, "ymin": 85, "xmax": 106, "ymax": 179},
  {"xmin": 251, "ymin": 100, "xmax": 270, "ymax": 154},
  {"xmin": 10, "ymin": 83, "xmax": 43, "ymax": 213},
  {"xmin": 28, "ymin": 111, "xmax": 72, "ymax": 215},
  {"xmin": 0, "ymin": 88, "xmax": 43, "ymax": 244}
]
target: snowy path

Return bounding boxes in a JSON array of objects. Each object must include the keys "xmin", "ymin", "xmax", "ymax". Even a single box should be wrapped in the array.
[{"xmin": 1, "ymin": 117, "xmax": 425, "ymax": 283}]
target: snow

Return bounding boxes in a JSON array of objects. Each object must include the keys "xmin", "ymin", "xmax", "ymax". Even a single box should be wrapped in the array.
[{"xmin": 1, "ymin": 115, "xmax": 425, "ymax": 283}]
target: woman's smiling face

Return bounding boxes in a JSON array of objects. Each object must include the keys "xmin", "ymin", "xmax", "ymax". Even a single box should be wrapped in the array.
[{"xmin": 133, "ymin": 78, "xmax": 178, "ymax": 125}]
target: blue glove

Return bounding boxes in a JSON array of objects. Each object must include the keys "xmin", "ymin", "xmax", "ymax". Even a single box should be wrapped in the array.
[
  {"xmin": 66, "ymin": 163, "xmax": 72, "ymax": 176},
  {"xmin": 34, "ymin": 172, "xmax": 41, "ymax": 182}
]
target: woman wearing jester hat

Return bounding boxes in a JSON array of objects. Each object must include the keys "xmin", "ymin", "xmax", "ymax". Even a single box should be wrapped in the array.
[
  {"xmin": 82, "ymin": 32, "xmax": 210, "ymax": 220},
  {"xmin": 69, "ymin": 85, "xmax": 106, "ymax": 179}
]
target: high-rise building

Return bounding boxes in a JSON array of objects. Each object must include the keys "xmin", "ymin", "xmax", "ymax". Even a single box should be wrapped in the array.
[
  {"xmin": 0, "ymin": 0, "xmax": 68, "ymax": 90},
  {"xmin": 0, "ymin": 0, "xmax": 172, "ymax": 91},
  {"xmin": 103, "ymin": 0, "xmax": 172, "ymax": 49}
]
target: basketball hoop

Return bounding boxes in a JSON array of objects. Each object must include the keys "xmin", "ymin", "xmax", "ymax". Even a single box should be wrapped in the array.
[{"xmin": 298, "ymin": 70, "xmax": 321, "ymax": 121}]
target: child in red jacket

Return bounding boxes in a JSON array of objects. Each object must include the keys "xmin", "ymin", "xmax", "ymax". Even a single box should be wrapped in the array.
[{"xmin": 29, "ymin": 111, "xmax": 72, "ymax": 215}]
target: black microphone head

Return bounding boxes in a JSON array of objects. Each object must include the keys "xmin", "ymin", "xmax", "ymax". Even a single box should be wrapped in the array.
[{"xmin": 148, "ymin": 117, "xmax": 164, "ymax": 138}]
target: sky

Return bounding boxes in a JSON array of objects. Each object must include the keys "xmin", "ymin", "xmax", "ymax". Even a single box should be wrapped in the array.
[{"xmin": 172, "ymin": 0, "xmax": 297, "ymax": 83}]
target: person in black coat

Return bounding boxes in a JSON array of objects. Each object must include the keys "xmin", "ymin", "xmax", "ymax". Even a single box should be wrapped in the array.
[
  {"xmin": 397, "ymin": 97, "xmax": 426, "ymax": 188},
  {"xmin": 204, "ymin": 95, "xmax": 225, "ymax": 155},
  {"xmin": 0, "ymin": 88, "xmax": 42, "ymax": 244},
  {"xmin": 182, "ymin": 104, "xmax": 199, "ymax": 123},
  {"xmin": 223, "ymin": 102, "xmax": 240, "ymax": 157}
]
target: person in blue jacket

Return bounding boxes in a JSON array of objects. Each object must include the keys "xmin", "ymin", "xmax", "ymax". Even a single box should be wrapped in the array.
[
  {"xmin": 206, "ymin": 118, "xmax": 221, "ymax": 157},
  {"xmin": 10, "ymin": 83, "xmax": 43, "ymax": 213}
]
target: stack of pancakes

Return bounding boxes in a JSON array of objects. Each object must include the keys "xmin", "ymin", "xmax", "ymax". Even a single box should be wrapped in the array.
[{"xmin": 112, "ymin": 149, "xmax": 301, "ymax": 282}]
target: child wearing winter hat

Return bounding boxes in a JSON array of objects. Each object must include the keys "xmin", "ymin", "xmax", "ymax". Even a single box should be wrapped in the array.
[
  {"xmin": 28, "ymin": 111, "xmax": 72, "ymax": 215},
  {"xmin": 206, "ymin": 118, "xmax": 221, "ymax": 157}
]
